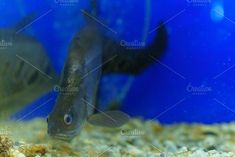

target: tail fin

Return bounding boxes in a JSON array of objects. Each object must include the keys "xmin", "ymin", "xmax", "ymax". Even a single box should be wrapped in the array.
[
  {"xmin": 147, "ymin": 21, "xmax": 168, "ymax": 59},
  {"xmin": 102, "ymin": 22, "xmax": 168, "ymax": 75}
]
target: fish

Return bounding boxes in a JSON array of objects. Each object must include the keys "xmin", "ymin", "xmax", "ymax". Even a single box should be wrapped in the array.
[
  {"xmin": 0, "ymin": 13, "xmax": 56, "ymax": 119},
  {"xmin": 47, "ymin": 21, "xmax": 130, "ymax": 140},
  {"xmin": 47, "ymin": 10, "xmax": 168, "ymax": 141}
]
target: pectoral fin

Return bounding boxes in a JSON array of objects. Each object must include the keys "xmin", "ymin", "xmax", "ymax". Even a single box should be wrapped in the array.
[{"xmin": 87, "ymin": 111, "xmax": 130, "ymax": 128}]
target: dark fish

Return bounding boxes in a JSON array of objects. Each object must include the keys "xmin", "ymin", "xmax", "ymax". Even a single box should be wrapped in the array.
[
  {"xmin": 47, "ymin": 22, "xmax": 131, "ymax": 140},
  {"xmin": 0, "ymin": 14, "xmax": 56, "ymax": 118},
  {"xmin": 47, "ymin": 12, "xmax": 168, "ymax": 141}
]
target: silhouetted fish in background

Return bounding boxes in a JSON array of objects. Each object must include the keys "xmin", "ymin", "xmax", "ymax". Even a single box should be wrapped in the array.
[
  {"xmin": 0, "ymin": 14, "xmax": 56, "ymax": 119},
  {"xmin": 47, "ymin": 8, "xmax": 168, "ymax": 140}
]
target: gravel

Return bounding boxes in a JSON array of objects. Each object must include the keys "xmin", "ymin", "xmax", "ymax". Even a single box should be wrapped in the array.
[{"xmin": 0, "ymin": 118, "xmax": 235, "ymax": 156}]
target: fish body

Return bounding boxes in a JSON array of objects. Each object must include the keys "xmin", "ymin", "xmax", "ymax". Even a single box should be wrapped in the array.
[
  {"xmin": 47, "ymin": 14, "xmax": 168, "ymax": 140},
  {"xmin": 0, "ymin": 15, "xmax": 56, "ymax": 118},
  {"xmin": 47, "ymin": 24, "xmax": 103, "ymax": 140}
]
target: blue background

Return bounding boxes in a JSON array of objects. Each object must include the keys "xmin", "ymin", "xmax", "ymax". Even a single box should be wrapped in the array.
[{"xmin": 2, "ymin": 0, "xmax": 235, "ymax": 124}]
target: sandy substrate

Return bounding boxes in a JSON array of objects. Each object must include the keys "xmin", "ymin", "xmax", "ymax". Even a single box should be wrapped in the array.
[{"xmin": 0, "ymin": 118, "xmax": 235, "ymax": 157}]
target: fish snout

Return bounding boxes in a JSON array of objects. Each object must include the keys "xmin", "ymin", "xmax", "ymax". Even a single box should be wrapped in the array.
[{"xmin": 47, "ymin": 123, "xmax": 77, "ymax": 141}]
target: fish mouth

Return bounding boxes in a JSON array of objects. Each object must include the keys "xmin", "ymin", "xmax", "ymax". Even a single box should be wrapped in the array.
[
  {"xmin": 51, "ymin": 134, "xmax": 73, "ymax": 141},
  {"xmin": 49, "ymin": 131, "xmax": 78, "ymax": 141}
]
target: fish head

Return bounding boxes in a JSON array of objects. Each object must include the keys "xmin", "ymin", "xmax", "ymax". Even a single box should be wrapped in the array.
[{"xmin": 47, "ymin": 93, "xmax": 88, "ymax": 141}]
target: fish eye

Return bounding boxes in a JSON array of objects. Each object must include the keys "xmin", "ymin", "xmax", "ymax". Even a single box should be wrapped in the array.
[{"xmin": 64, "ymin": 114, "xmax": 73, "ymax": 125}]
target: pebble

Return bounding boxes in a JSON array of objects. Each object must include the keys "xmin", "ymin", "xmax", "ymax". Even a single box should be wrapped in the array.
[{"xmin": 2, "ymin": 118, "xmax": 235, "ymax": 157}]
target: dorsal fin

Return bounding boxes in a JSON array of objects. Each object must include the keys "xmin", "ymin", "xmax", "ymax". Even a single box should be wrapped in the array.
[
  {"xmin": 14, "ymin": 12, "xmax": 37, "ymax": 33},
  {"xmin": 102, "ymin": 22, "xmax": 168, "ymax": 75}
]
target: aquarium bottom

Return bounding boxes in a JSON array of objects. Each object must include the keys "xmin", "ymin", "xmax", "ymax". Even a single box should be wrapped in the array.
[{"xmin": 0, "ymin": 118, "xmax": 235, "ymax": 157}]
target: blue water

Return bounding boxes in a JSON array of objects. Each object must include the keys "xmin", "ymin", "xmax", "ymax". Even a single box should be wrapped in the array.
[
  {"xmin": 123, "ymin": 0, "xmax": 235, "ymax": 123},
  {"xmin": 3, "ymin": 0, "xmax": 235, "ymax": 124}
]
